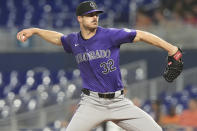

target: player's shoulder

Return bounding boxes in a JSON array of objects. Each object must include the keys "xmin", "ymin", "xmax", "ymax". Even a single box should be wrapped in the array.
[
  {"xmin": 64, "ymin": 32, "xmax": 79, "ymax": 42},
  {"xmin": 98, "ymin": 27, "xmax": 121, "ymax": 36},
  {"xmin": 61, "ymin": 32, "xmax": 79, "ymax": 45}
]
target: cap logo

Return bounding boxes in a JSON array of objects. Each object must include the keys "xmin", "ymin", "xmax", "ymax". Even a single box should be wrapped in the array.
[{"xmin": 90, "ymin": 2, "xmax": 96, "ymax": 8}]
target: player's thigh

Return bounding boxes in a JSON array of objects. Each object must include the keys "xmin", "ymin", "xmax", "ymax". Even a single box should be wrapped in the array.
[
  {"xmin": 113, "ymin": 106, "xmax": 162, "ymax": 131},
  {"xmin": 66, "ymin": 112, "xmax": 93, "ymax": 131},
  {"xmin": 66, "ymin": 104, "xmax": 104, "ymax": 131}
]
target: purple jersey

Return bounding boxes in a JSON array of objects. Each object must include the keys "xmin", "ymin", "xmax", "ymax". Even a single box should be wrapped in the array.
[{"xmin": 61, "ymin": 26, "xmax": 136, "ymax": 93}]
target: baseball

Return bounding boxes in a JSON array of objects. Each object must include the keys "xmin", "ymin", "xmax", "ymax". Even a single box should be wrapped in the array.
[{"xmin": 22, "ymin": 35, "xmax": 26, "ymax": 41}]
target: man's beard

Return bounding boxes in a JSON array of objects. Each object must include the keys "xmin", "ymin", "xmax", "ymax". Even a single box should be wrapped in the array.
[{"xmin": 84, "ymin": 22, "xmax": 98, "ymax": 31}]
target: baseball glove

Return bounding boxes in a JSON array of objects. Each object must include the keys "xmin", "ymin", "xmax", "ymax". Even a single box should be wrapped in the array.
[{"xmin": 163, "ymin": 48, "xmax": 183, "ymax": 82}]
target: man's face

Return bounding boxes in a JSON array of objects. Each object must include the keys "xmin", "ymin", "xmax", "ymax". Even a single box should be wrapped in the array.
[{"xmin": 78, "ymin": 12, "xmax": 99, "ymax": 30}]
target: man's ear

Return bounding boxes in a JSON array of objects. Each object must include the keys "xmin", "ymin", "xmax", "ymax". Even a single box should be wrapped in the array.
[{"xmin": 77, "ymin": 16, "xmax": 82, "ymax": 23}]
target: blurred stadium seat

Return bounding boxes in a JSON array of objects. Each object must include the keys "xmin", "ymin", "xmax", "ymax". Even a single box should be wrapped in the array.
[
  {"xmin": 0, "ymin": 67, "xmax": 81, "ymax": 117},
  {"xmin": 0, "ymin": 0, "xmax": 132, "ymax": 29},
  {"xmin": 142, "ymin": 84, "xmax": 197, "ymax": 116}
]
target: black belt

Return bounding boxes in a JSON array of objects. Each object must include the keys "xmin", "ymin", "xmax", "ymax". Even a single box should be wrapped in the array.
[{"xmin": 82, "ymin": 88, "xmax": 124, "ymax": 99}]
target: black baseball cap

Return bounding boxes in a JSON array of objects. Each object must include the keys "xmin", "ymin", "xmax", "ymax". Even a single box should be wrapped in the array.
[{"xmin": 76, "ymin": 1, "xmax": 104, "ymax": 16}]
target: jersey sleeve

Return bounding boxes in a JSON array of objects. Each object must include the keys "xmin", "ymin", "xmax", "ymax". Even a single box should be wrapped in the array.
[
  {"xmin": 61, "ymin": 35, "xmax": 72, "ymax": 53},
  {"xmin": 108, "ymin": 28, "xmax": 136, "ymax": 46}
]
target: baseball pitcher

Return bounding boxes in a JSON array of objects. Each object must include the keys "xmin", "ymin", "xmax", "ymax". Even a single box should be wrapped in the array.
[{"xmin": 17, "ymin": 1, "xmax": 183, "ymax": 131}]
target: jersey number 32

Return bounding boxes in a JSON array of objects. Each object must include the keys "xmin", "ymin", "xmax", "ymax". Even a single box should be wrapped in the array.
[{"xmin": 100, "ymin": 59, "xmax": 116, "ymax": 74}]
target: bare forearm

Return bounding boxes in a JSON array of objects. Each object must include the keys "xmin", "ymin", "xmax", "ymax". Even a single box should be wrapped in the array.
[
  {"xmin": 134, "ymin": 30, "xmax": 178, "ymax": 56},
  {"xmin": 32, "ymin": 28, "xmax": 63, "ymax": 46}
]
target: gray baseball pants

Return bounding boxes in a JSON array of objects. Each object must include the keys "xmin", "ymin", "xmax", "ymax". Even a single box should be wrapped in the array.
[{"xmin": 66, "ymin": 90, "xmax": 162, "ymax": 131}]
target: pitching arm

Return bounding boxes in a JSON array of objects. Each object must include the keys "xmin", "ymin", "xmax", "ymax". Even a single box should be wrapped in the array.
[{"xmin": 17, "ymin": 28, "xmax": 63, "ymax": 46}]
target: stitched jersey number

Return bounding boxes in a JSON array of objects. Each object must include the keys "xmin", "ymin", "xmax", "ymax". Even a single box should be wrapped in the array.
[{"xmin": 100, "ymin": 59, "xmax": 116, "ymax": 74}]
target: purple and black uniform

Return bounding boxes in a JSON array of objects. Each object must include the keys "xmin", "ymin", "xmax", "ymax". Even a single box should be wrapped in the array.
[
  {"xmin": 61, "ymin": 26, "xmax": 136, "ymax": 93},
  {"xmin": 61, "ymin": 26, "xmax": 162, "ymax": 131}
]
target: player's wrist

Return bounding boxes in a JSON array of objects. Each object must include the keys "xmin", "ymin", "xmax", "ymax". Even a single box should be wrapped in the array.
[
  {"xmin": 168, "ymin": 46, "xmax": 178, "ymax": 56},
  {"xmin": 31, "ymin": 28, "xmax": 40, "ymax": 34},
  {"xmin": 172, "ymin": 48, "xmax": 183, "ymax": 61}
]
